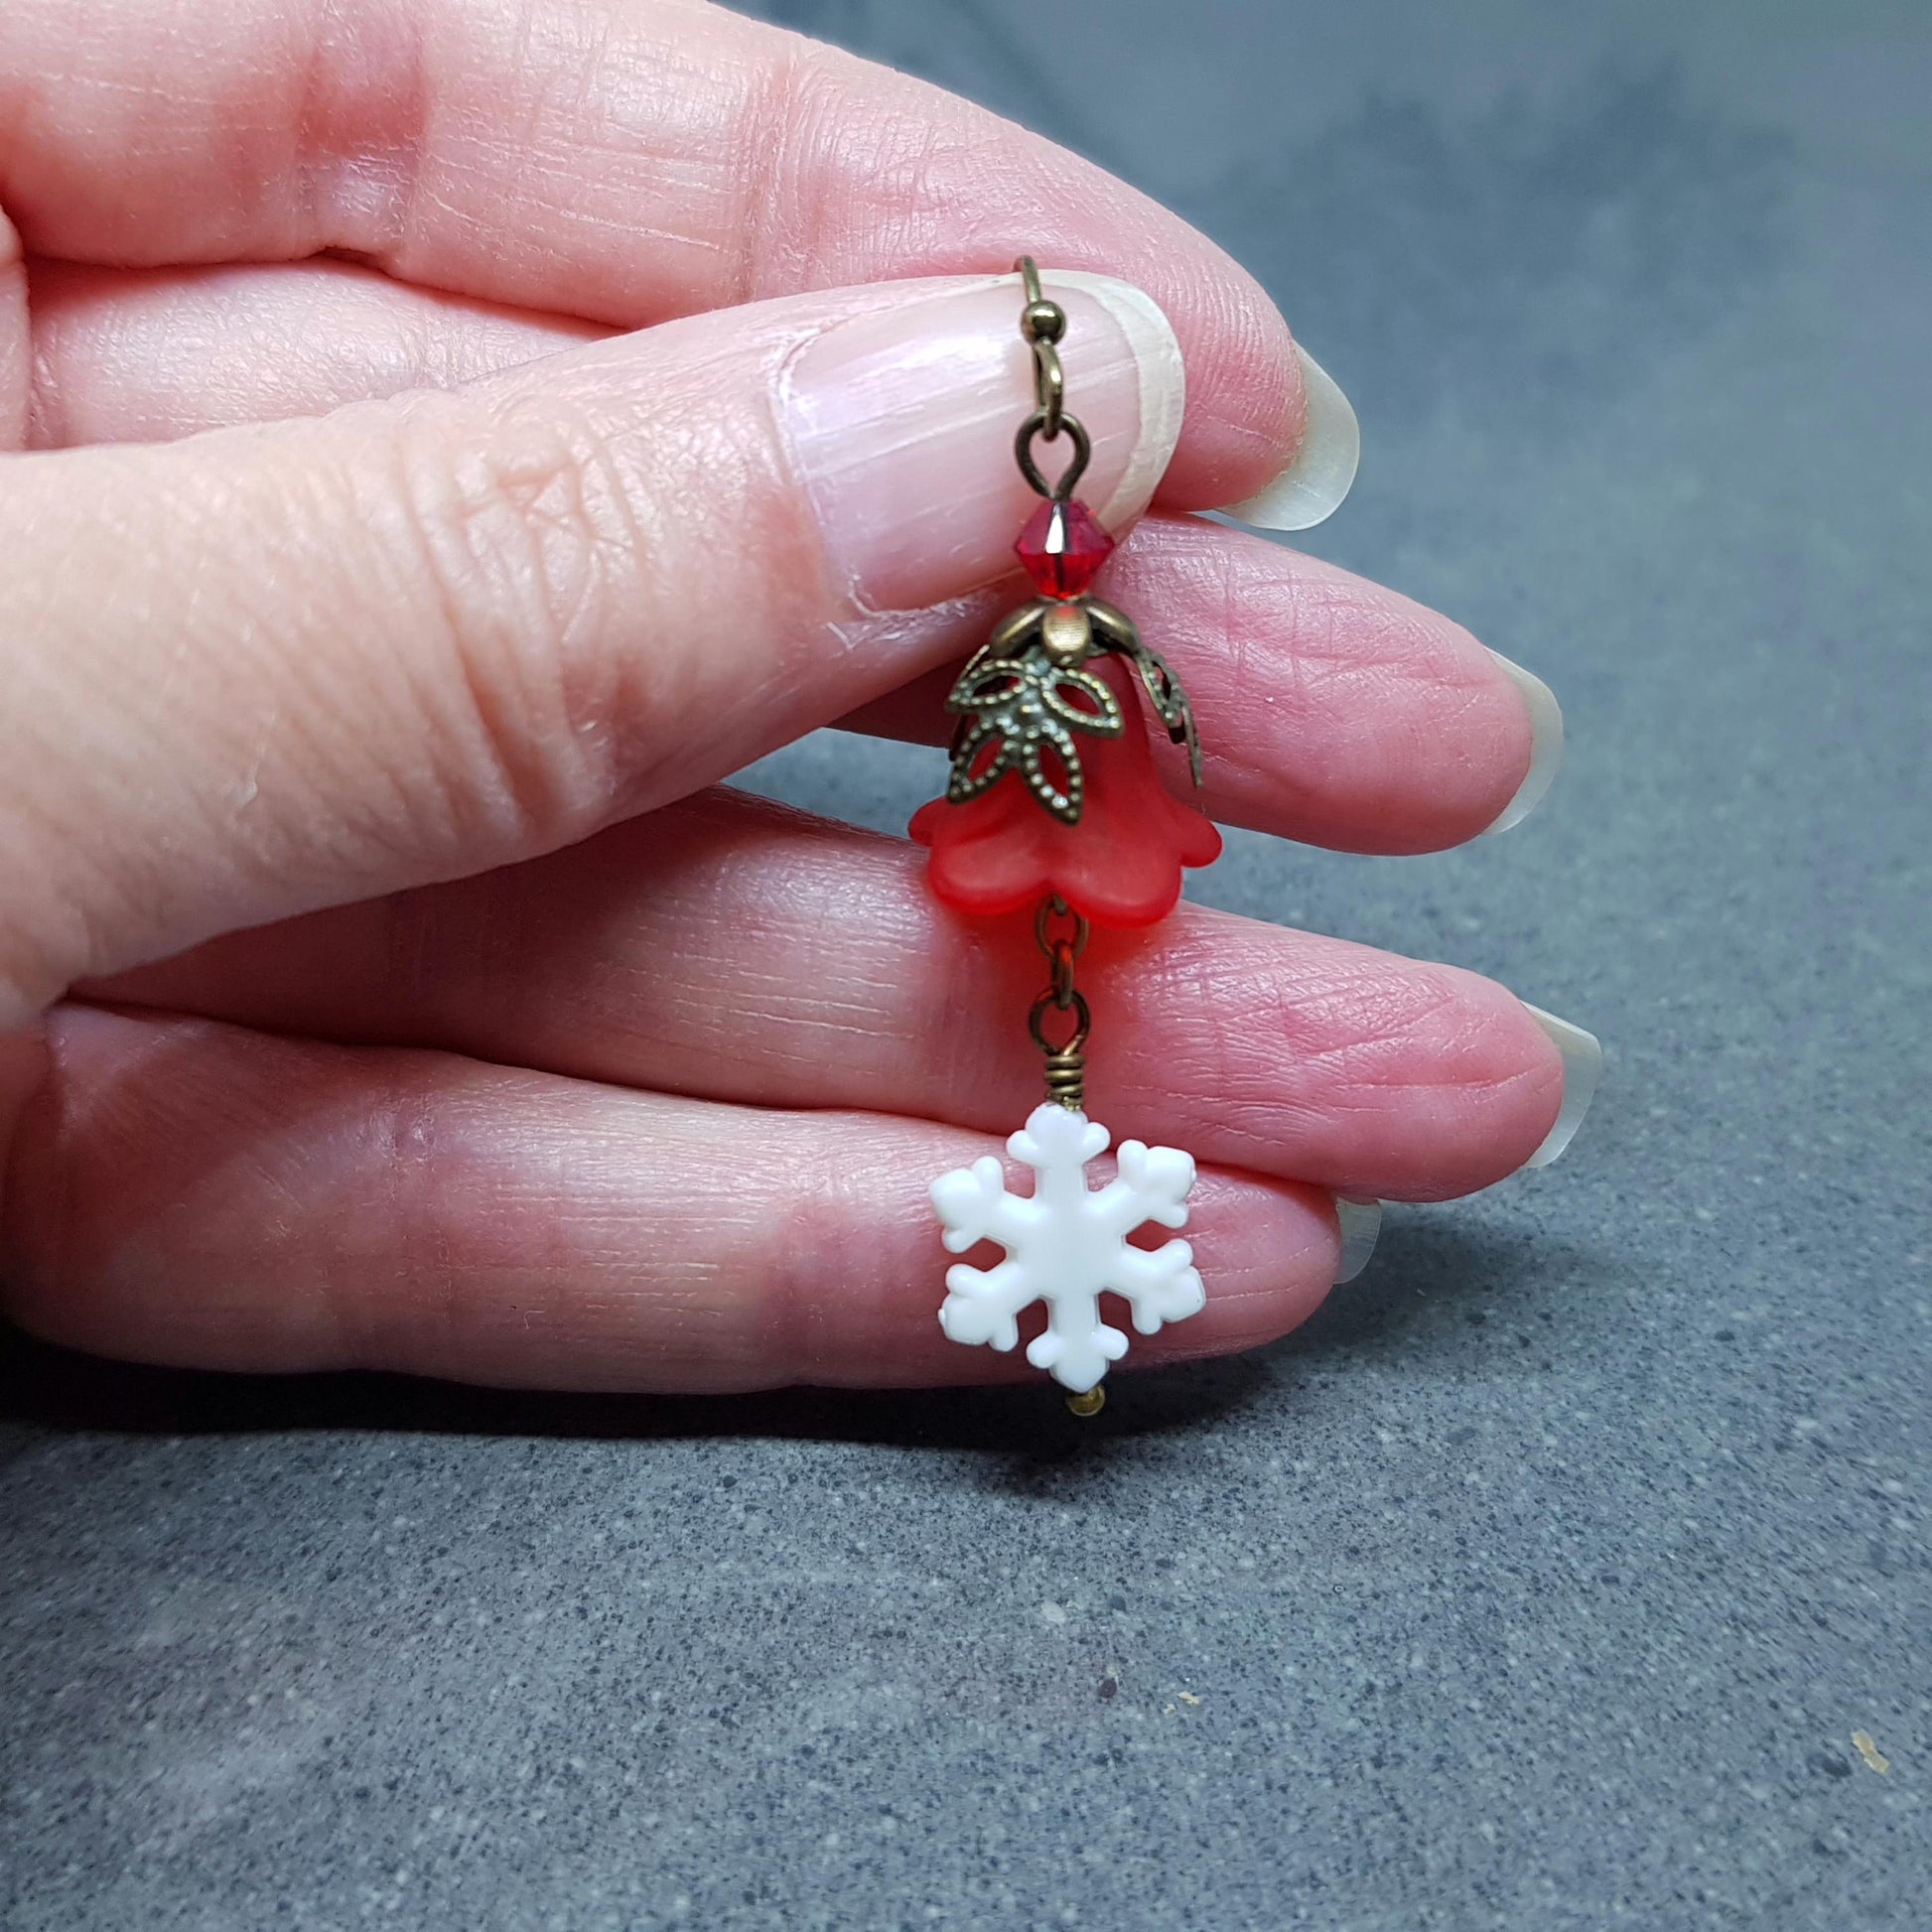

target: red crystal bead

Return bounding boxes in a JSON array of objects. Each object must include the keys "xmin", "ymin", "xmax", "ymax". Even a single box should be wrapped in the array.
[{"xmin": 1014, "ymin": 498, "xmax": 1115, "ymax": 599}]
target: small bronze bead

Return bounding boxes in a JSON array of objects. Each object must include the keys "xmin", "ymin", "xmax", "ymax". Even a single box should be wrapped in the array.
[{"xmin": 1022, "ymin": 298, "xmax": 1067, "ymax": 343}]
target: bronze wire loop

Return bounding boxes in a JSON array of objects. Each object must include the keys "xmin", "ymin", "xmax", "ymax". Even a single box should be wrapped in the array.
[
  {"xmin": 1029, "ymin": 991, "xmax": 1091, "ymax": 1112},
  {"xmin": 1014, "ymin": 411, "xmax": 1091, "ymax": 503},
  {"xmin": 1033, "ymin": 891, "xmax": 1091, "ymax": 969},
  {"xmin": 1029, "ymin": 894, "xmax": 1092, "ymax": 1111},
  {"xmin": 1048, "ymin": 938, "xmax": 1078, "ymax": 1009}
]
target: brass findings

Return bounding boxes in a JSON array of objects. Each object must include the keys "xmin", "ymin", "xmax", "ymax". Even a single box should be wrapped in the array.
[
  {"xmin": 1039, "ymin": 601, "xmax": 1093, "ymax": 665},
  {"xmin": 1014, "ymin": 413, "xmax": 1091, "ymax": 501},
  {"xmin": 941, "ymin": 595, "xmax": 1200, "ymax": 821},
  {"xmin": 1014, "ymin": 257, "xmax": 1088, "ymax": 497},
  {"xmin": 1017, "ymin": 255, "xmax": 1068, "ymax": 443},
  {"xmin": 935, "ymin": 262, "xmax": 1204, "ymax": 824},
  {"xmin": 946, "ymin": 648, "xmax": 1124, "ymax": 823},
  {"xmin": 1030, "ymin": 895, "xmax": 1092, "ymax": 1110}
]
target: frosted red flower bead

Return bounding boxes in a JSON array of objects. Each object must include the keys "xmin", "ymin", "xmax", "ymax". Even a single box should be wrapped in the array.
[{"xmin": 910, "ymin": 656, "xmax": 1221, "ymax": 929}]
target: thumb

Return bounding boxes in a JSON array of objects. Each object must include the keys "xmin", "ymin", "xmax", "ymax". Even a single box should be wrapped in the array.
[{"xmin": 0, "ymin": 270, "xmax": 1182, "ymax": 1025}]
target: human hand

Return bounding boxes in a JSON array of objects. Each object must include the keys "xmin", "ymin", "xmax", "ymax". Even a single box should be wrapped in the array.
[{"xmin": 0, "ymin": 0, "xmax": 1597, "ymax": 1391}]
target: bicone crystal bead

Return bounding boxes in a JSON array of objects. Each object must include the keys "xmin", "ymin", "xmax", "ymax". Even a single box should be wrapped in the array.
[{"xmin": 1014, "ymin": 498, "xmax": 1115, "ymax": 599}]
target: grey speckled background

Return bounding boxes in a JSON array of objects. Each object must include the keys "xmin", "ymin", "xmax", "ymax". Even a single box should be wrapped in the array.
[{"xmin": 3, "ymin": 1, "xmax": 1928, "ymax": 1926}]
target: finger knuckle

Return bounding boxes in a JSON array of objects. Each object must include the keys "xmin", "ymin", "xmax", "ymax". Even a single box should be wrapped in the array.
[{"xmin": 382, "ymin": 392, "xmax": 650, "ymax": 845}]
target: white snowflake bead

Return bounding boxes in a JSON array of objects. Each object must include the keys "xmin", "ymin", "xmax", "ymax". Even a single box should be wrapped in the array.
[{"xmin": 930, "ymin": 1103, "xmax": 1206, "ymax": 1393}]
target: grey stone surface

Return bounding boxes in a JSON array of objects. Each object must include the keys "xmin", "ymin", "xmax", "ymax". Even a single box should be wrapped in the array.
[{"xmin": 3, "ymin": 1, "xmax": 1928, "ymax": 1926}]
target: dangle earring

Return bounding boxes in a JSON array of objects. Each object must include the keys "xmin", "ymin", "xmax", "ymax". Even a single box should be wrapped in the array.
[{"xmin": 912, "ymin": 260, "xmax": 1223, "ymax": 1415}]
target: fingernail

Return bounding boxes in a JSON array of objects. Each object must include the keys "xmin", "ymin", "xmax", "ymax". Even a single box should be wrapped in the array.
[
  {"xmin": 1520, "ymin": 1005, "xmax": 1602, "ymax": 1169},
  {"xmin": 1481, "ymin": 650, "xmax": 1565, "ymax": 836},
  {"xmin": 1333, "ymin": 1197, "xmax": 1383, "ymax": 1283},
  {"xmin": 1218, "ymin": 343, "xmax": 1360, "ymax": 532},
  {"xmin": 782, "ymin": 271, "xmax": 1185, "ymax": 613}
]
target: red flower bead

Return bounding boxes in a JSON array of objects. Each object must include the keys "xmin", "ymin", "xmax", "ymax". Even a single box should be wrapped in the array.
[{"xmin": 911, "ymin": 656, "xmax": 1220, "ymax": 929}]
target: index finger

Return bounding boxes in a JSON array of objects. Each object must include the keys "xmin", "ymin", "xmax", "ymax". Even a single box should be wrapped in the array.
[{"xmin": 0, "ymin": 0, "xmax": 1306, "ymax": 507}]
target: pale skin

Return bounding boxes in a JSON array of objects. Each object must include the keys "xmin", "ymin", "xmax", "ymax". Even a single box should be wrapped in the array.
[{"xmin": 0, "ymin": 0, "xmax": 1582, "ymax": 1393}]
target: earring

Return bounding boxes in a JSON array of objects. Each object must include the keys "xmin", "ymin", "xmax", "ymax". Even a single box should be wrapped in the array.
[{"xmin": 911, "ymin": 259, "xmax": 1222, "ymax": 1415}]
